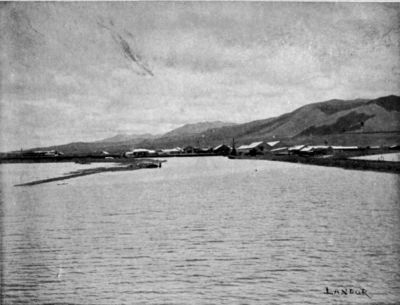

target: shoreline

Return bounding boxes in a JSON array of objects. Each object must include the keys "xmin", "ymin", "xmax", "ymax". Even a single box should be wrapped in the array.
[
  {"xmin": 0, "ymin": 154, "xmax": 220, "ymax": 164},
  {"xmin": 7, "ymin": 153, "xmax": 400, "ymax": 185},
  {"xmin": 229, "ymin": 154, "xmax": 400, "ymax": 174}
]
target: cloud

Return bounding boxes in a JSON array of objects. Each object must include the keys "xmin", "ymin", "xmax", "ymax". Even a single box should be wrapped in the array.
[{"xmin": 1, "ymin": 2, "xmax": 399, "ymax": 151}]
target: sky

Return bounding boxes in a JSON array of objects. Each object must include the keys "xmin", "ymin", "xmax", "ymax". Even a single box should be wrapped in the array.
[{"xmin": 1, "ymin": 2, "xmax": 399, "ymax": 151}]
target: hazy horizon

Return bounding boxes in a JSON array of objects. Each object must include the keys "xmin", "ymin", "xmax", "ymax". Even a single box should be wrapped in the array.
[{"xmin": 1, "ymin": 2, "xmax": 399, "ymax": 151}]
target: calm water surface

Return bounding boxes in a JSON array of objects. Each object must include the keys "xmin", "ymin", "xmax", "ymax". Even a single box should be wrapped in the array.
[{"xmin": 1, "ymin": 157, "xmax": 400, "ymax": 304}]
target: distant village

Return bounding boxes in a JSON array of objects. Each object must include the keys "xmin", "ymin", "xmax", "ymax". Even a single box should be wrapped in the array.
[
  {"xmin": 119, "ymin": 141, "xmax": 400, "ymax": 158},
  {"xmin": 6, "ymin": 140, "xmax": 400, "ymax": 160}
]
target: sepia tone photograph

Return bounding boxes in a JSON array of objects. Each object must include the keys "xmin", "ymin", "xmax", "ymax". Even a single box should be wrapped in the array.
[{"xmin": 1, "ymin": 1, "xmax": 399, "ymax": 304}]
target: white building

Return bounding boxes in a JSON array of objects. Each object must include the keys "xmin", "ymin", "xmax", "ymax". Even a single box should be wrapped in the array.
[
  {"xmin": 125, "ymin": 148, "xmax": 157, "ymax": 157},
  {"xmin": 237, "ymin": 141, "xmax": 264, "ymax": 154},
  {"xmin": 159, "ymin": 147, "xmax": 183, "ymax": 155}
]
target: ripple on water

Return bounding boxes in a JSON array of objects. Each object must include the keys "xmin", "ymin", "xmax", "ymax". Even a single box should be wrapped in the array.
[{"xmin": 1, "ymin": 158, "xmax": 400, "ymax": 304}]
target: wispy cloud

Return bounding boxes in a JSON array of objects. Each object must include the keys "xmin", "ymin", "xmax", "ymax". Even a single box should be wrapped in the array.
[{"xmin": 97, "ymin": 18, "xmax": 154, "ymax": 76}]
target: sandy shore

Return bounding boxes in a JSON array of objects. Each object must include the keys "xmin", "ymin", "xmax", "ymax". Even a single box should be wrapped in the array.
[{"xmin": 15, "ymin": 160, "xmax": 164, "ymax": 187}]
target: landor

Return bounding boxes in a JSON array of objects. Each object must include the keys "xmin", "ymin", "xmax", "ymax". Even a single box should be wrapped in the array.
[{"xmin": 324, "ymin": 287, "xmax": 371, "ymax": 298}]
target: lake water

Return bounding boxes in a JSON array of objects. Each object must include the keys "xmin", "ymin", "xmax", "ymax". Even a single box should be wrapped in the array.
[{"xmin": 1, "ymin": 157, "xmax": 399, "ymax": 304}]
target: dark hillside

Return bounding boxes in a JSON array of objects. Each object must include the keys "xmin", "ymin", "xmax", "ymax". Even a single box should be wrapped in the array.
[{"xmin": 12, "ymin": 95, "xmax": 400, "ymax": 154}]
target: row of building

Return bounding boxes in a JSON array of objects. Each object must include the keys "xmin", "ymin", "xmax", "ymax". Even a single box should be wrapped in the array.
[
  {"xmin": 122, "ymin": 141, "xmax": 369, "ymax": 158},
  {"xmin": 12, "ymin": 142, "xmax": 399, "ymax": 160},
  {"xmin": 119, "ymin": 139, "xmax": 400, "ymax": 158},
  {"xmin": 20, "ymin": 150, "xmax": 64, "ymax": 157},
  {"xmin": 235, "ymin": 141, "xmax": 398, "ymax": 156},
  {"xmin": 124, "ymin": 144, "xmax": 232, "ymax": 158}
]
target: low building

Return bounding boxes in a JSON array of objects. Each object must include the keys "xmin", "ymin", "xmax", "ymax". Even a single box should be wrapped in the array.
[
  {"xmin": 183, "ymin": 146, "xmax": 195, "ymax": 154},
  {"xmin": 160, "ymin": 147, "xmax": 183, "ymax": 155},
  {"xmin": 213, "ymin": 144, "xmax": 231, "ymax": 155},
  {"xmin": 22, "ymin": 150, "xmax": 63, "ymax": 157},
  {"xmin": 288, "ymin": 145, "xmax": 306, "ymax": 155},
  {"xmin": 270, "ymin": 147, "xmax": 289, "ymax": 155},
  {"xmin": 237, "ymin": 141, "xmax": 264, "ymax": 155},
  {"xmin": 265, "ymin": 141, "xmax": 281, "ymax": 150},
  {"xmin": 125, "ymin": 148, "xmax": 157, "ymax": 158},
  {"xmin": 299, "ymin": 145, "xmax": 332, "ymax": 156},
  {"xmin": 331, "ymin": 146, "xmax": 359, "ymax": 152},
  {"xmin": 195, "ymin": 147, "xmax": 213, "ymax": 154},
  {"xmin": 264, "ymin": 140, "xmax": 292, "ymax": 152}
]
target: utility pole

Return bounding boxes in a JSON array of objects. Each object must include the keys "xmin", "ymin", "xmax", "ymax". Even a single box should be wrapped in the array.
[{"xmin": 231, "ymin": 138, "xmax": 237, "ymax": 155}]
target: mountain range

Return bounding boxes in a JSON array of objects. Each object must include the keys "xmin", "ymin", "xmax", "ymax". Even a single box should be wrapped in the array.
[
  {"xmin": 97, "ymin": 133, "xmax": 159, "ymax": 143},
  {"xmin": 161, "ymin": 121, "xmax": 237, "ymax": 138},
  {"xmin": 20, "ymin": 95, "xmax": 400, "ymax": 155},
  {"xmin": 96, "ymin": 121, "xmax": 237, "ymax": 143}
]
